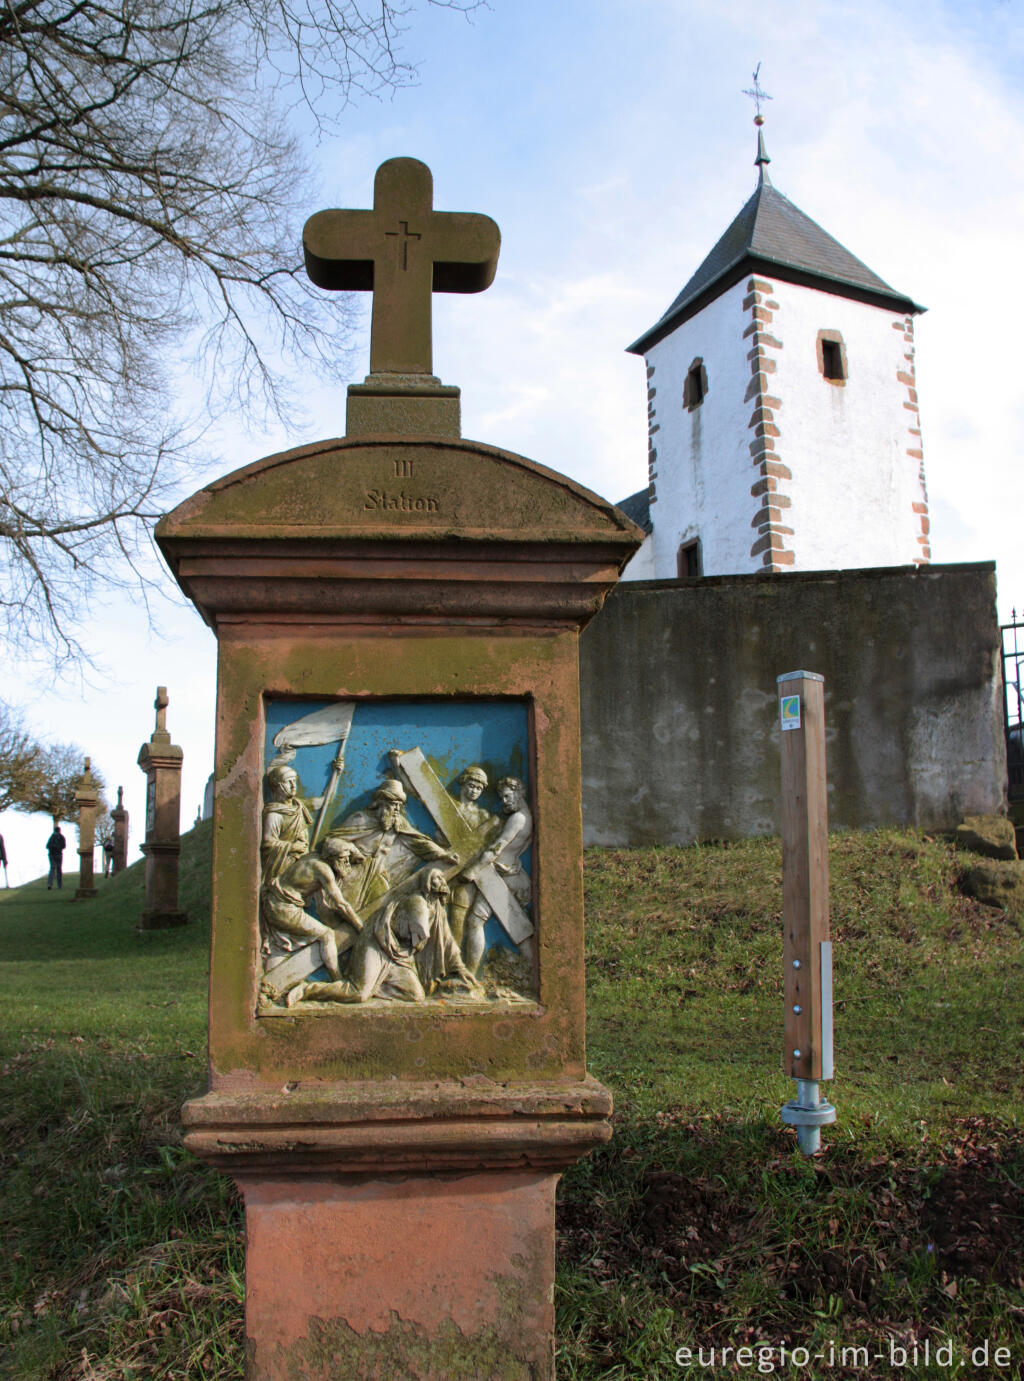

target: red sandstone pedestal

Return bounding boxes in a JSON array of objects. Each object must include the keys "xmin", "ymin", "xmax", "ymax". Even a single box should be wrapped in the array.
[
  {"xmin": 160, "ymin": 418, "xmax": 642, "ymax": 1376},
  {"xmin": 137, "ymin": 686, "xmax": 188, "ymax": 929},
  {"xmin": 185, "ymin": 1081, "xmax": 611, "ymax": 1379},
  {"xmin": 159, "ymin": 424, "xmax": 641, "ymax": 1375},
  {"xmin": 74, "ymin": 758, "xmax": 100, "ymax": 900},
  {"xmin": 111, "ymin": 786, "xmax": 130, "ymax": 874}
]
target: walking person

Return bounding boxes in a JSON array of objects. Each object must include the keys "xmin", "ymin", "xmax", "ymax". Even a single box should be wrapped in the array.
[{"xmin": 46, "ymin": 825, "xmax": 66, "ymax": 890}]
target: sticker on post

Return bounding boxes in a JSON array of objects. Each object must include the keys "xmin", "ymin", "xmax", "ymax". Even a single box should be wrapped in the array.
[{"xmin": 780, "ymin": 695, "xmax": 801, "ymax": 731}]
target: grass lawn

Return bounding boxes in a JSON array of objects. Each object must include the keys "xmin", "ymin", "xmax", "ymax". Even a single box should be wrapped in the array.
[{"xmin": 1, "ymin": 822, "xmax": 1023, "ymax": 1379}]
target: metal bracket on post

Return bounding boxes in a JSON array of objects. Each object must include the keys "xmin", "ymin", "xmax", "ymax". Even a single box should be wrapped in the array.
[{"xmin": 777, "ymin": 671, "xmax": 837, "ymax": 1155}]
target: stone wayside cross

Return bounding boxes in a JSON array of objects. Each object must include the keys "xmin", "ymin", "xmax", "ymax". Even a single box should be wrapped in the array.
[
  {"xmin": 163, "ymin": 151, "xmax": 644, "ymax": 1381},
  {"xmin": 74, "ymin": 758, "xmax": 100, "ymax": 900},
  {"xmin": 111, "ymin": 784, "xmax": 129, "ymax": 874},
  {"xmin": 137, "ymin": 686, "xmax": 186, "ymax": 930},
  {"xmin": 303, "ymin": 157, "xmax": 500, "ymax": 380}
]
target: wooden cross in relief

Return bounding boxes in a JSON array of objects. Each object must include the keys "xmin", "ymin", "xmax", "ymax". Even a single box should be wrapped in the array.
[
  {"xmin": 390, "ymin": 748, "xmax": 533, "ymax": 944},
  {"xmin": 303, "ymin": 157, "xmax": 500, "ymax": 377}
]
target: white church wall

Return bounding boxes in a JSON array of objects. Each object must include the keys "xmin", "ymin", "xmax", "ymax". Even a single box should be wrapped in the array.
[
  {"xmin": 619, "ymin": 532, "xmax": 657, "ymax": 581},
  {"xmin": 643, "ymin": 280, "xmax": 759, "ymax": 578},
  {"xmin": 770, "ymin": 283, "xmax": 928, "ymax": 571}
]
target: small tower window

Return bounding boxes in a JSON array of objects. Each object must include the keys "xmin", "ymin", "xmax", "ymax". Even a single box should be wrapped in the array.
[
  {"xmin": 683, "ymin": 357, "xmax": 708, "ymax": 410},
  {"xmin": 677, "ymin": 538, "xmax": 702, "ymax": 579},
  {"xmin": 817, "ymin": 330, "xmax": 847, "ymax": 385}
]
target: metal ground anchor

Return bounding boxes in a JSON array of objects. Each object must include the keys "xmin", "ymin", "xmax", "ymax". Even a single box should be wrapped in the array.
[{"xmin": 781, "ymin": 1078, "xmax": 836, "ymax": 1155}]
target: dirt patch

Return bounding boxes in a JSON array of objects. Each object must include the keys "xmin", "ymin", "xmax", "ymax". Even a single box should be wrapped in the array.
[
  {"xmin": 631, "ymin": 1168, "xmax": 743, "ymax": 1281},
  {"xmin": 922, "ymin": 1125, "xmax": 1024, "ymax": 1286},
  {"xmin": 557, "ymin": 1114, "xmax": 1024, "ymax": 1344}
]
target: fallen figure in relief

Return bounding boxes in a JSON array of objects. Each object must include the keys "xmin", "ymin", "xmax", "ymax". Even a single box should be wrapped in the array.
[{"xmin": 287, "ymin": 867, "xmax": 480, "ymax": 1005}]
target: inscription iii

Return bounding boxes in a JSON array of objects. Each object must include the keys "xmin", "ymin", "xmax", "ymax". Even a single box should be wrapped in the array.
[{"xmin": 364, "ymin": 488, "xmax": 439, "ymax": 513}]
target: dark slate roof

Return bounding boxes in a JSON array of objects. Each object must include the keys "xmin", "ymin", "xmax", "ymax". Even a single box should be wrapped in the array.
[
  {"xmin": 615, "ymin": 487, "xmax": 652, "ymax": 534},
  {"xmin": 628, "ymin": 178, "xmax": 924, "ymax": 355}
]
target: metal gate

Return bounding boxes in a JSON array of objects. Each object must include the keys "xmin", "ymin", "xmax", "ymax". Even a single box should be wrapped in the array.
[{"xmin": 1002, "ymin": 611, "xmax": 1024, "ymax": 803}]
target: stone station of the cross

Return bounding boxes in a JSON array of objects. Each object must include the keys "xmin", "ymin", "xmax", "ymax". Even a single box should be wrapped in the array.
[{"xmin": 158, "ymin": 157, "xmax": 643, "ymax": 1380}]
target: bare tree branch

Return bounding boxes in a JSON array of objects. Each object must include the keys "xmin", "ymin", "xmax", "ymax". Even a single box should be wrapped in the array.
[{"xmin": 0, "ymin": 0, "xmax": 481, "ymax": 667}]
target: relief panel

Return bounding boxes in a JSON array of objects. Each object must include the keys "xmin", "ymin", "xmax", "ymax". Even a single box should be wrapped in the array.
[{"xmin": 257, "ymin": 698, "xmax": 535, "ymax": 1013}]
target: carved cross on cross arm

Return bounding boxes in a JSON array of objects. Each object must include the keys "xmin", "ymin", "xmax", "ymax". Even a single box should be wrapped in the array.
[{"xmin": 303, "ymin": 157, "xmax": 501, "ymax": 377}]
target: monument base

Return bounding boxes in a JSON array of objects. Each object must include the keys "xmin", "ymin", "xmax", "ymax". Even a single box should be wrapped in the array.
[
  {"xmin": 138, "ymin": 908, "xmax": 189, "ymax": 930},
  {"xmin": 242, "ymin": 1170, "xmax": 555, "ymax": 1381},
  {"xmin": 184, "ymin": 1078, "xmax": 612, "ymax": 1381}
]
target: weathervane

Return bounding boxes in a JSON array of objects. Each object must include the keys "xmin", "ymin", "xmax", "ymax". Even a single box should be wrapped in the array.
[{"xmin": 742, "ymin": 62, "xmax": 773, "ymax": 125}]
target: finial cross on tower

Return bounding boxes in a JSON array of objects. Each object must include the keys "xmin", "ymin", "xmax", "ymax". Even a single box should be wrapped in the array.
[
  {"xmin": 742, "ymin": 62, "xmax": 773, "ymax": 122},
  {"xmin": 303, "ymin": 157, "xmax": 500, "ymax": 378}
]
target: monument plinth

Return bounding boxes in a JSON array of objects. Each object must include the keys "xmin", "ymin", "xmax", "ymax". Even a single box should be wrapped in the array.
[
  {"xmin": 159, "ymin": 156, "xmax": 643, "ymax": 1380},
  {"xmin": 74, "ymin": 758, "xmax": 100, "ymax": 899},
  {"xmin": 137, "ymin": 687, "xmax": 187, "ymax": 929}
]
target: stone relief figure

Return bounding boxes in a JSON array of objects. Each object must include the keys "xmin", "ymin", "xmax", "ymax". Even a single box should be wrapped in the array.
[
  {"xmin": 261, "ymin": 763, "xmax": 315, "ymax": 884},
  {"xmin": 324, "ymin": 777, "xmax": 457, "ymax": 911},
  {"xmin": 446, "ymin": 765, "xmax": 500, "ymax": 947},
  {"xmin": 489, "ymin": 777, "xmax": 533, "ymax": 908},
  {"xmin": 260, "ymin": 837, "xmax": 366, "ymax": 979},
  {"xmin": 414, "ymin": 867, "xmax": 481, "ymax": 996},
  {"xmin": 288, "ymin": 866, "xmax": 477, "ymax": 1006},
  {"xmin": 452, "ymin": 764, "xmax": 493, "ymax": 831},
  {"xmin": 262, "ymin": 702, "xmax": 356, "ymax": 885},
  {"xmin": 461, "ymin": 775, "xmax": 533, "ymax": 976}
]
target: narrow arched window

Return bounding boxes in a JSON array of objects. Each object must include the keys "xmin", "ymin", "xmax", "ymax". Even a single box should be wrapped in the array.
[{"xmin": 683, "ymin": 358, "xmax": 708, "ymax": 410}]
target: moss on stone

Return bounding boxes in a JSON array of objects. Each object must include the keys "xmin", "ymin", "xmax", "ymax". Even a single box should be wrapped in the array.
[
  {"xmin": 955, "ymin": 814, "xmax": 1018, "ymax": 861},
  {"xmin": 962, "ymin": 859, "xmax": 1024, "ymax": 914},
  {"xmin": 255, "ymin": 1310, "xmax": 548, "ymax": 1380}
]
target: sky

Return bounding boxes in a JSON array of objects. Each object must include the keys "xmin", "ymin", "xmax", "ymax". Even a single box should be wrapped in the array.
[{"xmin": 3, "ymin": 0, "xmax": 1023, "ymax": 885}]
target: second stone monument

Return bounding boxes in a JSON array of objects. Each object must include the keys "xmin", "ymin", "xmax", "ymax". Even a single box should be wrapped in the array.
[
  {"xmin": 137, "ymin": 687, "xmax": 187, "ymax": 928},
  {"xmin": 73, "ymin": 758, "xmax": 100, "ymax": 900},
  {"xmin": 159, "ymin": 157, "xmax": 643, "ymax": 1379}
]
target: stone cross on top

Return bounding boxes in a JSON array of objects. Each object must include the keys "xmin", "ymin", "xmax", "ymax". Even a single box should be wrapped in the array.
[
  {"xmin": 303, "ymin": 157, "xmax": 500, "ymax": 379},
  {"xmin": 152, "ymin": 686, "xmax": 170, "ymax": 743}
]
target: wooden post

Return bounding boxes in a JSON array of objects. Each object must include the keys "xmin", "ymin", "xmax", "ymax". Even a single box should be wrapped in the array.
[{"xmin": 777, "ymin": 671, "xmax": 836, "ymax": 1152}]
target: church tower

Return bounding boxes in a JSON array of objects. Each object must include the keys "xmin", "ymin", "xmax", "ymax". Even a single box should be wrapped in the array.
[{"xmin": 619, "ymin": 118, "xmax": 930, "ymax": 580}]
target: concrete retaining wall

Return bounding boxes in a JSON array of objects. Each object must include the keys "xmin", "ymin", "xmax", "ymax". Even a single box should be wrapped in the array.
[{"xmin": 580, "ymin": 562, "xmax": 1006, "ymax": 846}]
